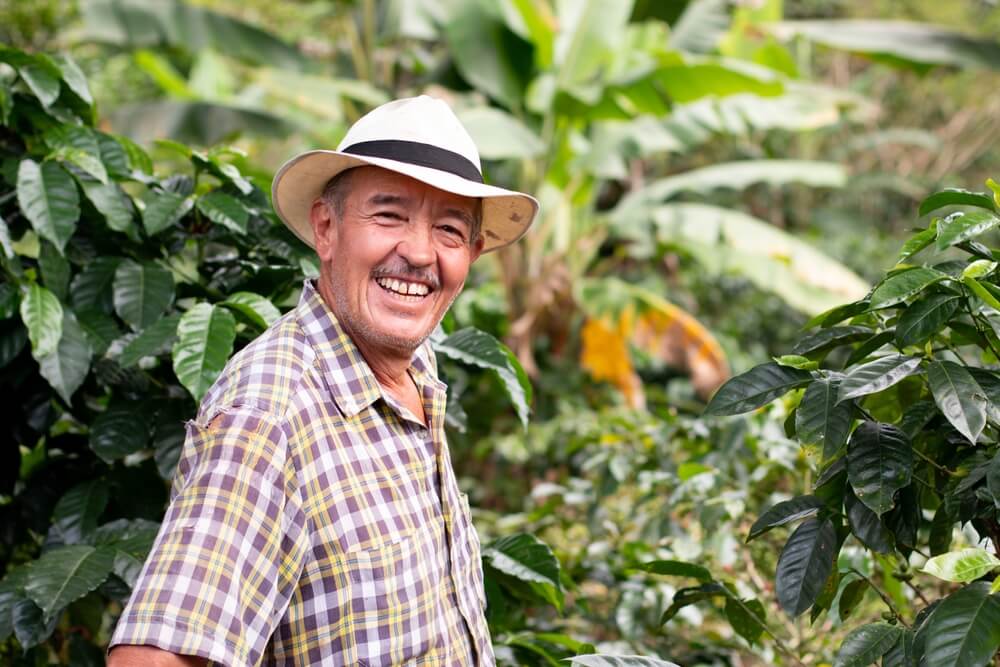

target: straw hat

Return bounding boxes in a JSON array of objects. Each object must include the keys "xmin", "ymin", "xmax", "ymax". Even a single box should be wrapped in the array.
[{"xmin": 271, "ymin": 95, "xmax": 539, "ymax": 253}]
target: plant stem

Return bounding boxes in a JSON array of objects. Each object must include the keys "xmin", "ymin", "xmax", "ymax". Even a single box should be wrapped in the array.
[
  {"xmin": 913, "ymin": 447, "xmax": 959, "ymax": 477},
  {"xmin": 848, "ymin": 569, "xmax": 910, "ymax": 627},
  {"xmin": 721, "ymin": 589, "xmax": 808, "ymax": 667}
]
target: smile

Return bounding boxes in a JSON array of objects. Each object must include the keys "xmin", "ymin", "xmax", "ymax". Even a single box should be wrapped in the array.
[{"xmin": 374, "ymin": 276, "xmax": 431, "ymax": 299}]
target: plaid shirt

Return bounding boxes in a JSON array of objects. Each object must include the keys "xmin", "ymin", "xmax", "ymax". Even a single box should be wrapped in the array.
[{"xmin": 111, "ymin": 281, "xmax": 493, "ymax": 666}]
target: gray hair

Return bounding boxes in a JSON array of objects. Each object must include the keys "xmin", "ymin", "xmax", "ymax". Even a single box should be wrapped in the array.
[{"xmin": 320, "ymin": 168, "xmax": 483, "ymax": 246}]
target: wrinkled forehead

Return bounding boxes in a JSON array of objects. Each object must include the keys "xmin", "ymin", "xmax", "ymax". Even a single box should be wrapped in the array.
[{"xmin": 346, "ymin": 166, "xmax": 479, "ymax": 213}]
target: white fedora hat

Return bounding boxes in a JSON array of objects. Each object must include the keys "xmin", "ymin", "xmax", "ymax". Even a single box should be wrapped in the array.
[{"xmin": 271, "ymin": 95, "xmax": 539, "ymax": 253}]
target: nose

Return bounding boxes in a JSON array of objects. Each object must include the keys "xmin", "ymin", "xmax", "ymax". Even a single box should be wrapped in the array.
[{"xmin": 395, "ymin": 221, "xmax": 436, "ymax": 267}]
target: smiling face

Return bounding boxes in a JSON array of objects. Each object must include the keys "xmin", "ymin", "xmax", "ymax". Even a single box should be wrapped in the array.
[{"xmin": 310, "ymin": 166, "xmax": 484, "ymax": 361}]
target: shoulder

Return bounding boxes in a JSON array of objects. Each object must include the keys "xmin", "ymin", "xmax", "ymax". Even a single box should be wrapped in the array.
[{"xmin": 197, "ymin": 307, "xmax": 315, "ymax": 423}]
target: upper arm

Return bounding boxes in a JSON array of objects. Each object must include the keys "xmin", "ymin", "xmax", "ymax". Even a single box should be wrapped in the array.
[{"xmin": 108, "ymin": 644, "xmax": 207, "ymax": 667}]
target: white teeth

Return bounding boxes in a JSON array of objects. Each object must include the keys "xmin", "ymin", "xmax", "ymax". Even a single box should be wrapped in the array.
[{"xmin": 376, "ymin": 277, "xmax": 429, "ymax": 297}]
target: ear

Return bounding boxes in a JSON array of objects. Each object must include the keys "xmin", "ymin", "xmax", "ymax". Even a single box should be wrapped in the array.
[{"xmin": 309, "ymin": 199, "xmax": 337, "ymax": 261}]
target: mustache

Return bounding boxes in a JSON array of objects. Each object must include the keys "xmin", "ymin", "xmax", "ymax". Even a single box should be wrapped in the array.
[{"xmin": 371, "ymin": 260, "xmax": 440, "ymax": 291}]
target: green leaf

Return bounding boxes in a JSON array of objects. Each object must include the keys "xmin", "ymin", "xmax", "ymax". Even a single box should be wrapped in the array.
[
  {"xmin": 703, "ymin": 362, "xmax": 812, "ymax": 416},
  {"xmin": 636, "ymin": 560, "xmax": 712, "ymax": 582},
  {"xmin": 838, "ymin": 578, "xmax": 870, "ymax": 622},
  {"xmin": 569, "ymin": 656, "xmax": 680, "ymax": 667},
  {"xmin": 897, "ymin": 224, "xmax": 937, "ymax": 263},
  {"xmin": 928, "ymin": 360, "xmax": 988, "ymax": 443},
  {"xmin": 791, "ymin": 326, "xmax": 873, "ymax": 356},
  {"xmin": 70, "ymin": 256, "xmax": 121, "ymax": 313},
  {"xmin": 870, "ymin": 267, "xmax": 950, "ymax": 309},
  {"xmin": 52, "ymin": 53, "xmax": 92, "ymax": 106},
  {"xmin": 669, "ymin": 0, "xmax": 730, "ymax": 53},
  {"xmin": 444, "ymin": 3, "xmax": 525, "ymax": 109},
  {"xmin": 936, "ymin": 210, "xmax": 1000, "ymax": 250},
  {"xmin": 17, "ymin": 159, "xmax": 80, "ymax": 253},
  {"xmin": 847, "ymin": 422, "xmax": 912, "ymax": 516},
  {"xmin": 919, "ymin": 188, "xmax": 995, "ymax": 216},
  {"xmin": 768, "ymin": 20, "xmax": 1000, "ymax": 69},
  {"xmin": 774, "ymin": 354, "xmax": 819, "ymax": 370},
  {"xmin": 172, "ymin": 303, "xmax": 236, "ymax": 401},
  {"xmin": 78, "ymin": 179, "xmax": 134, "ymax": 234},
  {"xmin": 845, "ymin": 491, "xmax": 892, "ymax": 553},
  {"xmin": 922, "ymin": 582, "xmax": 1000, "ymax": 667},
  {"xmin": 433, "ymin": 328, "xmax": 532, "ymax": 428},
  {"xmin": 24, "ymin": 545, "xmax": 115, "ymax": 622},
  {"xmin": 483, "ymin": 533, "xmax": 563, "ymax": 612},
  {"xmin": 929, "ymin": 504, "xmax": 957, "ymax": 556},
  {"xmin": 963, "ymin": 275, "xmax": 1000, "ymax": 312},
  {"xmin": 117, "ymin": 313, "xmax": 182, "ymax": 367},
  {"xmin": 221, "ymin": 292, "xmax": 280, "ymax": 331},
  {"xmin": 38, "ymin": 240, "xmax": 70, "ymax": 302},
  {"xmin": 50, "ymin": 481, "xmax": 109, "ymax": 545},
  {"xmin": 456, "ymin": 107, "xmax": 544, "ymax": 159},
  {"xmin": 20, "ymin": 283, "xmax": 63, "ymax": 357},
  {"xmin": 895, "ymin": 293, "xmax": 961, "ymax": 347},
  {"xmin": 19, "ymin": 61, "xmax": 60, "ymax": 108},
  {"xmin": 141, "ymin": 190, "xmax": 192, "ymax": 236},
  {"xmin": 89, "ymin": 402, "xmax": 152, "ymax": 463},
  {"xmin": 37, "ymin": 310, "xmax": 92, "ymax": 403},
  {"xmin": 113, "ymin": 260, "xmax": 175, "ymax": 331},
  {"xmin": 660, "ymin": 582, "xmax": 727, "ymax": 624},
  {"xmin": 922, "ymin": 548, "xmax": 1000, "ymax": 584},
  {"xmin": 987, "ymin": 451, "xmax": 1000, "ymax": 509},
  {"xmin": 44, "ymin": 125, "xmax": 108, "ymax": 184},
  {"xmin": 724, "ymin": 596, "xmax": 766, "ymax": 645},
  {"xmin": 833, "ymin": 622, "xmax": 903, "ymax": 667},
  {"xmin": 96, "ymin": 132, "xmax": 131, "ymax": 180},
  {"xmin": 796, "ymin": 378, "xmax": 854, "ymax": 460},
  {"xmin": 748, "ymin": 495, "xmax": 825, "ymax": 542},
  {"xmin": 882, "ymin": 629, "xmax": 915, "ymax": 667},
  {"xmin": 196, "ymin": 190, "xmax": 248, "ymax": 235},
  {"xmin": 962, "ymin": 259, "xmax": 997, "ymax": 280},
  {"xmin": 11, "ymin": 598, "xmax": 57, "ymax": 649},
  {"xmin": 838, "ymin": 355, "xmax": 922, "ymax": 403},
  {"xmin": 775, "ymin": 517, "xmax": 837, "ymax": 616}
]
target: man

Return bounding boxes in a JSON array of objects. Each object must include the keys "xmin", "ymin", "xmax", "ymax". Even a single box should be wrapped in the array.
[{"xmin": 108, "ymin": 96, "xmax": 538, "ymax": 666}]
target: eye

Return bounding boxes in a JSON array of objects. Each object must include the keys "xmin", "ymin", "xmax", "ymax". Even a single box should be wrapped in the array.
[{"xmin": 375, "ymin": 210, "xmax": 404, "ymax": 221}]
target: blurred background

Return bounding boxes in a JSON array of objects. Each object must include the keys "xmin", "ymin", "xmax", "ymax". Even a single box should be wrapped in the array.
[{"xmin": 3, "ymin": 0, "xmax": 1000, "ymax": 664}]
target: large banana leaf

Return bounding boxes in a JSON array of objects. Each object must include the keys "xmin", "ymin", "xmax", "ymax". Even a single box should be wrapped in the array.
[
  {"xmin": 616, "ymin": 203, "xmax": 869, "ymax": 315},
  {"xmin": 108, "ymin": 101, "xmax": 295, "ymax": 145},
  {"xmin": 768, "ymin": 20, "xmax": 1000, "ymax": 70},
  {"xmin": 79, "ymin": 0, "xmax": 304, "ymax": 70}
]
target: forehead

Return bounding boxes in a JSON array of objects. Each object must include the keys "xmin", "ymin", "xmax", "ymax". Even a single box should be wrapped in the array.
[{"xmin": 346, "ymin": 166, "xmax": 477, "ymax": 212}]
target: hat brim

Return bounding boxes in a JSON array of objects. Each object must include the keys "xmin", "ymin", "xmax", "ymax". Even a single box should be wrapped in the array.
[{"xmin": 271, "ymin": 150, "xmax": 539, "ymax": 253}]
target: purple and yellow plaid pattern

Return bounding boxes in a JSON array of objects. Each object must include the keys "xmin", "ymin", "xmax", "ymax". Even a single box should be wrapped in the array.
[{"xmin": 111, "ymin": 281, "xmax": 493, "ymax": 666}]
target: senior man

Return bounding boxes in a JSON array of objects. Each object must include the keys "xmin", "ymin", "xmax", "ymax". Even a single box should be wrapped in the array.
[{"xmin": 108, "ymin": 96, "xmax": 538, "ymax": 666}]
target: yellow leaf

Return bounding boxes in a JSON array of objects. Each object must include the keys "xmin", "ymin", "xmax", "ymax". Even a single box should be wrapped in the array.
[{"xmin": 580, "ymin": 317, "xmax": 644, "ymax": 409}]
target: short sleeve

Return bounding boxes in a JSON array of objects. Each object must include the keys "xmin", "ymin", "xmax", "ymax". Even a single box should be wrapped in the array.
[{"xmin": 110, "ymin": 408, "xmax": 309, "ymax": 666}]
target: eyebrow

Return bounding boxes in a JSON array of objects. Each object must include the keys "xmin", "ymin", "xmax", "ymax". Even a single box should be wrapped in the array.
[{"xmin": 366, "ymin": 194, "xmax": 474, "ymax": 229}]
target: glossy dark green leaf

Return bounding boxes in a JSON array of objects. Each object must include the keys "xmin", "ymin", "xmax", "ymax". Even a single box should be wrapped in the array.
[
  {"xmin": 0, "ymin": 322, "xmax": 27, "ymax": 369},
  {"xmin": 919, "ymin": 188, "xmax": 995, "ymax": 216},
  {"xmin": 897, "ymin": 225, "xmax": 937, "ymax": 263},
  {"xmin": 636, "ymin": 560, "xmax": 712, "ymax": 582},
  {"xmin": 921, "ymin": 582, "xmax": 1000, "ymax": 667},
  {"xmin": 748, "ymin": 495, "xmax": 824, "ymax": 542},
  {"xmin": 38, "ymin": 240, "xmax": 70, "ymax": 302},
  {"xmin": 660, "ymin": 582, "xmax": 727, "ymax": 624},
  {"xmin": 70, "ymin": 256, "xmax": 121, "ymax": 312},
  {"xmin": 96, "ymin": 132, "xmax": 131, "ymax": 180},
  {"xmin": 50, "ymin": 480, "xmax": 109, "ymax": 545},
  {"xmin": 838, "ymin": 578, "xmax": 869, "ymax": 622},
  {"xmin": 569, "ymin": 656, "xmax": 681, "ymax": 667},
  {"xmin": 967, "ymin": 368, "xmax": 1000, "ymax": 425},
  {"xmin": 838, "ymin": 355, "xmax": 922, "ymax": 403},
  {"xmin": 775, "ymin": 517, "xmax": 837, "ymax": 616},
  {"xmin": 929, "ymin": 503, "xmax": 957, "ymax": 556},
  {"xmin": 724, "ymin": 596, "xmax": 766, "ymax": 645},
  {"xmin": 171, "ymin": 303, "xmax": 236, "ymax": 401},
  {"xmin": 845, "ymin": 491, "xmax": 892, "ymax": 553},
  {"xmin": 832, "ymin": 622, "xmax": 902, "ymax": 667},
  {"xmin": 796, "ymin": 378, "xmax": 854, "ymax": 460},
  {"xmin": 36, "ymin": 311, "xmax": 92, "ymax": 403},
  {"xmin": 895, "ymin": 293, "xmax": 961, "ymax": 347},
  {"xmin": 24, "ymin": 545, "xmax": 115, "ymax": 621},
  {"xmin": 791, "ymin": 326, "xmax": 873, "ymax": 356},
  {"xmin": 870, "ymin": 267, "xmax": 949, "ymax": 309},
  {"xmin": 113, "ymin": 259, "xmax": 175, "ymax": 331},
  {"xmin": 197, "ymin": 190, "xmax": 248, "ymax": 235},
  {"xmin": 847, "ymin": 422, "xmax": 912, "ymax": 515},
  {"xmin": 19, "ymin": 61, "xmax": 60, "ymax": 108},
  {"xmin": 927, "ymin": 360, "xmax": 987, "ymax": 443},
  {"xmin": 805, "ymin": 300, "xmax": 871, "ymax": 328},
  {"xmin": 483, "ymin": 533, "xmax": 563, "ymax": 612},
  {"xmin": 78, "ymin": 179, "xmax": 134, "ymax": 233},
  {"xmin": 843, "ymin": 331, "xmax": 897, "ymax": 368},
  {"xmin": 936, "ymin": 210, "xmax": 1000, "ymax": 250},
  {"xmin": 987, "ymin": 451, "xmax": 1000, "ymax": 509},
  {"xmin": 885, "ymin": 485, "xmax": 920, "ymax": 558},
  {"xmin": 221, "ymin": 292, "xmax": 280, "ymax": 331},
  {"xmin": 17, "ymin": 159, "xmax": 80, "ymax": 253},
  {"xmin": 881, "ymin": 629, "xmax": 914, "ymax": 667},
  {"xmin": 20, "ymin": 283, "xmax": 63, "ymax": 357},
  {"xmin": 899, "ymin": 399, "xmax": 937, "ymax": 439},
  {"xmin": 76, "ymin": 308, "xmax": 121, "ymax": 356},
  {"xmin": 89, "ymin": 403, "xmax": 152, "ymax": 463},
  {"xmin": 12, "ymin": 598, "xmax": 57, "ymax": 648},
  {"xmin": 704, "ymin": 362, "xmax": 812, "ymax": 416},
  {"xmin": 44, "ymin": 125, "xmax": 108, "ymax": 184},
  {"xmin": 117, "ymin": 313, "xmax": 181, "ymax": 367},
  {"xmin": 141, "ymin": 189, "xmax": 192, "ymax": 236},
  {"xmin": 434, "ymin": 328, "xmax": 532, "ymax": 427}
]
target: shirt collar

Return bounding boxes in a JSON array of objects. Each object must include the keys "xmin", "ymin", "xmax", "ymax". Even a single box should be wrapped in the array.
[{"xmin": 295, "ymin": 280, "xmax": 444, "ymax": 418}]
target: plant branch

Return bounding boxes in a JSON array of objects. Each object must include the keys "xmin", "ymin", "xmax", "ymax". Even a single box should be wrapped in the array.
[
  {"xmin": 848, "ymin": 568, "xmax": 910, "ymax": 627},
  {"xmin": 720, "ymin": 588, "xmax": 808, "ymax": 667}
]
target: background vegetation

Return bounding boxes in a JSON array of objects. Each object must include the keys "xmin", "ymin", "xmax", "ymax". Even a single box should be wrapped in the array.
[{"xmin": 3, "ymin": 0, "xmax": 1000, "ymax": 665}]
